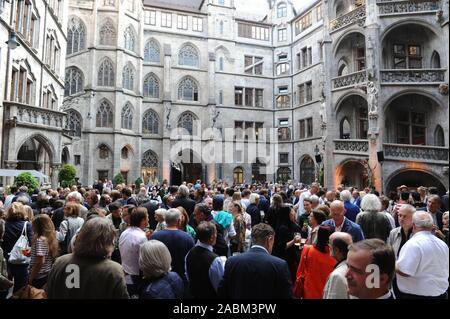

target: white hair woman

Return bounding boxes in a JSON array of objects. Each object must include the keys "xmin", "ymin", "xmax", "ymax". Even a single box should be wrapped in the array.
[
  {"xmin": 154, "ymin": 209, "xmax": 167, "ymax": 232},
  {"xmin": 356, "ymin": 194, "xmax": 392, "ymax": 242},
  {"xmin": 138, "ymin": 240, "xmax": 184, "ymax": 299}
]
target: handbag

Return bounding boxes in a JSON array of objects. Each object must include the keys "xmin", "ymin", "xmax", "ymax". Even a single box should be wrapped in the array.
[
  {"xmin": 8, "ymin": 222, "xmax": 31, "ymax": 264},
  {"xmin": 293, "ymin": 245, "xmax": 311, "ymax": 299},
  {"xmin": 12, "ymin": 284, "xmax": 47, "ymax": 299}
]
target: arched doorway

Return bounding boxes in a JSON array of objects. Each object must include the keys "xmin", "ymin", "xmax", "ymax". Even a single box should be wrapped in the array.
[
  {"xmin": 61, "ymin": 147, "xmax": 70, "ymax": 165},
  {"xmin": 233, "ymin": 166, "xmax": 244, "ymax": 185},
  {"xmin": 386, "ymin": 170, "xmax": 447, "ymax": 196},
  {"xmin": 141, "ymin": 149, "xmax": 158, "ymax": 185},
  {"xmin": 299, "ymin": 156, "xmax": 315, "ymax": 185},
  {"xmin": 336, "ymin": 160, "xmax": 368, "ymax": 190},
  {"xmin": 170, "ymin": 162, "xmax": 182, "ymax": 186},
  {"xmin": 171, "ymin": 149, "xmax": 203, "ymax": 184},
  {"xmin": 17, "ymin": 136, "xmax": 53, "ymax": 177},
  {"xmin": 252, "ymin": 158, "xmax": 266, "ymax": 184}
]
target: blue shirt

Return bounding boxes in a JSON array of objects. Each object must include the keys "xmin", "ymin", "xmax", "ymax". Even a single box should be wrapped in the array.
[{"xmin": 185, "ymin": 241, "xmax": 224, "ymax": 292}]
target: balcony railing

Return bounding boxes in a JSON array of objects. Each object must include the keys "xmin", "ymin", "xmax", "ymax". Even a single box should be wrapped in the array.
[
  {"xmin": 384, "ymin": 143, "xmax": 449, "ymax": 162},
  {"xmin": 380, "ymin": 69, "xmax": 446, "ymax": 84},
  {"xmin": 332, "ymin": 70, "xmax": 367, "ymax": 90},
  {"xmin": 329, "ymin": 5, "xmax": 366, "ymax": 32},
  {"xmin": 5, "ymin": 101, "xmax": 66, "ymax": 129},
  {"xmin": 334, "ymin": 139, "xmax": 369, "ymax": 153},
  {"xmin": 377, "ymin": 0, "xmax": 440, "ymax": 15}
]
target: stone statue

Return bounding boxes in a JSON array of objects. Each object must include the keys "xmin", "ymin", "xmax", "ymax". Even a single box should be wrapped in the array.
[
  {"xmin": 209, "ymin": 105, "xmax": 220, "ymax": 128},
  {"xmin": 319, "ymin": 97, "xmax": 327, "ymax": 125},
  {"xmin": 165, "ymin": 103, "xmax": 171, "ymax": 129},
  {"xmin": 367, "ymin": 81, "xmax": 378, "ymax": 115}
]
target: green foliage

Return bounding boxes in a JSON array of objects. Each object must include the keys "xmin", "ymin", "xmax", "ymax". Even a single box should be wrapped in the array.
[
  {"xmin": 113, "ymin": 173, "xmax": 125, "ymax": 186},
  {"xmin": 135, "ymin": 177, "xmax": 144, "ymax": 189},
  {"xmin": 14, "ymin": 172, "xmax": 39, "ymax": 194},
  {"xmin": 59, "ymin": 164, "xmax": 77, "ymax": 188}
]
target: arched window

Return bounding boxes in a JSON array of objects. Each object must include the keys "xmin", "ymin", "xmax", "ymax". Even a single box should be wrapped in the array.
[
  {"xmin": 340, "ymin": 117, "xmax": 351, "ymax": 139},
  {"xmin": 143, "ymin": 74, "xmax": 160, "ymax": 98},
  {"xmin": 121, "ymin": 103, "xmax": 133, "ymax": 130},
  {"xmin": 218, "ymin": 57, "xmax": 224, "ymax": 71},
  {"xmin": 141, "ymin": 150, "xmax": 158, "ymax": 182},
  {"xmin": 300, "ymin": 156, "xmax": 315, "ymax": 185},
  {"xmin": 431, "ymin": 51, "xmax": 441, "ymax": 69},
  {"xmin": 178, "ymin": 112, "xmax": 196, "ymax": 135},
  {"xmin": 97, "ymin": 58, "xmax": 115, "ymax": 87},
  {"xmin": 67, "ymin": 17, "xmax": 86, "ymax": 54},
  {"xmin": 178, "ymin": 77, "xmax": 198, "ymax": 101},
  {"xmin": 142, "ymin": 110, "xmax": 159, "ymax": 134},
  {"xmin": 98, "ymin": 144, "xmax": 110, "ymax": 159},
  {"xmin": 277, "ymin": 2, "xmax": 287, "ymax": 18},
  {"xmin": 121, "ymin": 146, "xmax": 129, "ymax": 159},
  {"xmin": 277, "ymin": 167, "xmax": 291, "ymax": 182},
  {"xmin": 122, "ymin": 63, "xmax": 135, "ymax": 91},
  {"xmin": 96, "ymin": 100, "xmax": 113, "ymax": 128},
  {"xmin": 99, "ymin": 20, "xmax": 116, "ymax": 45},
  {"xmin": 179, "ymin": 44, "xmax": 199, "ymax": 67},
  {"xmin": 233, "ymin": 167, "xmax": 244, "ymax": 184},
  {"xmin": 434, "ymin": 125, "xmax": 445, "ymax": 146},
  {"xmin": 144, "ymin": 40, "xmax": 160, "ymax": 63},
  {"xmin": 124, "ymin": 25, "xmax": 136, "ymax": 52},
  {"xmin": 64, "ymin": 67, "xmax": 83, "ymax": 96},
  {"xmin": 66, "ymin": 109, "xmax": 82, "ymax": 137},
  {"xmin": 338, "ymin": 62, "xmax": 348, "ymax": 76}
]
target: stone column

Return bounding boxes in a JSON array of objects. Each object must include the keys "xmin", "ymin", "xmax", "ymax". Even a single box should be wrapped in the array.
[
  {"xmin": 50, "ymin": 163, "xmax": 62, "ymax": 189},
  {"xmin": 4, "ymin": 161, "xmax": 18, "ymax": 187},
  {"xmin": 162, "ymin": 139, "xmax": 171, "ymax": 183}
]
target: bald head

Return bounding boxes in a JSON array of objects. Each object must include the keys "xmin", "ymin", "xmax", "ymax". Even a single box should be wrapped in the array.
[{"xmin": 329, "ymin": 232, "xmax": 353, "ymax": 261}]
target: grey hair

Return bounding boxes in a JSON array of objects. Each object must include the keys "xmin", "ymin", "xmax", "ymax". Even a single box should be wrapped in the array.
[
  {"xmin": 74, "ymin": 218, "xmax": 116, "ymax": 259},
  {"xmin": 443, "ymin": 211, "xmax": 449, "ymax": 220},
  {"xmin": 164, "ymin": 208, "xmax": 181, "ymax": 226},
  {"xmin": 155, "ymin": 208, "xmax": 167, "ymax": 218},
  {"xmin": 249, "ymin": 193, "xmax": 260, "ymax": 204},
  {"xmin": 309, "ymin": 194, "xmax": 320, "ymax": 204},
  {"xmin": 399, "ymin": 204, "xmax": 416, "ymax": 215},
  {"xmin": 139, "ymin": 240, "xmax": 172, "ymax": 279},
  {"xmin": 38, "ymin": 191, "xmax": 47, "ymax": 199},
  {"xmin": 360, "ymin": 194, "xmax": 382, "ymax": 213},
  {"xmin": 67, "ymin": 191, "xmax": 83, "ymax": 204},
  {"xmin": 178, "ymin": 185, "xmax": 190, "ymax": 198},
  {"xmin": 19, "ymin": 186, "xmax": 28, "ymax": 193},
  {"xmin": 340, "ymin": 190, "xmax": 352, "ymax": 202},
  {"xmin": 412, "ymin": 211, "xmax": 434, "ymax": 229},
  {"xmin": 16, "ymin": 196, "xmax": 30, "ymax": 205}
]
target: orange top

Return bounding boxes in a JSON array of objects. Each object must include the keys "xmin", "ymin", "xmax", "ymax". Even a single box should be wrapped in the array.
[{"xmin": 296, "ymin": 245, "xmax": 336, "ymax": 299}]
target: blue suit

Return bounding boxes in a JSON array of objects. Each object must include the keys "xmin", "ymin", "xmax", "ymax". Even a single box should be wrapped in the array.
[
  {"xmin": 322, "ymin": 218, "xmax": 365, "ymax": 242},
  {"xmin": 218, "ymin": 246, "xmax": 292, "ymax": 299},
  {"xmin": 344, "ymin": 201, "xmax": 361, "ymax": 222}
]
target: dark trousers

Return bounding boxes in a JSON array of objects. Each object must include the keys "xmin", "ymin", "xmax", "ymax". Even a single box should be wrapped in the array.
[
  {"xmin": 7, "ymin": 263, "xmax": 29, "ymax": 293},
  {"xmin": 32, "ymin": 276, "xmax": 48, "ymax": 289}
]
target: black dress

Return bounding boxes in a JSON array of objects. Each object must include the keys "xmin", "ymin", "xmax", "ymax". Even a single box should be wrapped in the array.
[{"xmin": 272, "ymin": 222, "xmax": 302, "ymax": 283}]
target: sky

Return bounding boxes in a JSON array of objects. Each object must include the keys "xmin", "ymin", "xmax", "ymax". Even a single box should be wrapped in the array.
[{"xmin": 237, "ymin": 0, "xmax": 318, "ymax": 17}]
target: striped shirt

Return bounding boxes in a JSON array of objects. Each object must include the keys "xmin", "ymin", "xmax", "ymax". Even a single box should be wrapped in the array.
[{"xmin": 29, "ymin": 237, "xmax": 54, "ymax": 279}]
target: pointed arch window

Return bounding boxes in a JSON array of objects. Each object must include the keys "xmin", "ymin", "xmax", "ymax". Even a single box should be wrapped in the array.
[
  {"xmin": 277, "ymin": 2, "xmax": 287, "ymax": 18},
  {"xmin": 122, "ymin": 63, "xmax": 135, "ymax": 91},
  {"xmin": 144, "ymin": 40, "xmax": 160, "ymax": 63},
  {"xmin": 121, "ymin": 103, "xmax": 133, "ymax": 130},
  {"xmin": 178, "ymin": 77, "xmax": 198, "ymax": 101},
  {"xmin": 178, "ymin": 112, "xmax": 196, "ymax": 135},
  {"xmin": 143, "ymin": 74, "xmax": 160, "ymax": 98},
  {"xmin": 434, "ymin": 125, "xmax": 445, "ymax": 146},
  {"xmin": 96, "ymin": 100, "xmax": 114, "ymax": 128},
  {"xmin": 64, "ymin": 67, "xmax": 84, "ymax": 96},
  {"xmin": 99, "ymin": 144, "xmax": 110, "ymax": 159},
  {"xmin": 99, "ymin": 20, "xmax": 116, "ymax": 45},
  {"xmin": 97, "ymin": 59, "xmax": 115, "ymax": 87},
  {"xmin": 431, "ymin": 51, "xmax": 441, "ymax": 69},
  {"xmin": 300, "ymin": 156, "xmax": 315, "ymax": 185},
  {"xmin": 340, "ymin": 117, "xmax": 351, "ymax": 139},
  {"xmin": 142, "ymin": 110, "xmax": 159, "ymax": 134},
  {"xmin": 124, "ymin": 26, "xmax": 136, "ymax": 52},
  {"xmin": 179, "ymin": 44, "xmax": 199, "ymax": 67},
  {"xmin": 67, "ymin": 17, "xmax": 86, "ymax": 54},
  {"xmin": 67, "ymin": 110, "xmax": 82, "ymax": 137}
]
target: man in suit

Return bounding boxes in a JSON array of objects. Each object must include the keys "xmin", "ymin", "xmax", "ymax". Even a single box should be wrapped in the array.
[
  {"xmin": 322, "ymin": 200, "xmax": 365, "ymax": 242},
  {"xmin": 172, "ymin": 185, "xmax": 196, "ymax": 218},
  {"xmin": 418, "ymin": 194, "xmax": 443, "ymax": 231},
  {"xmin": 140, "ymin": 198, "xmax": 159, "ymax": 230},
  {"xmin": 218, "ymin": 223, "xmax": 292, "ymax": 299}
]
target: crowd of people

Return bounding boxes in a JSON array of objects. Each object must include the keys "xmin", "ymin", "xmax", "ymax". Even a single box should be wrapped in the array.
[{"xmin": 0, "ymin": 180, "xmax": 448, "ymax": 299}]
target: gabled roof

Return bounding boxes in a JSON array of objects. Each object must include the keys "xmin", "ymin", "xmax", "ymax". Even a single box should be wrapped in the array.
[{"xmin": 143, "ymin": 0, "xmax": 205, "ymax": 12}]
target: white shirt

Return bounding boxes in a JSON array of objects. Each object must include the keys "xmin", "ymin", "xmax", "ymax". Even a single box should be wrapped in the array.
[
  {"xmin": 119, "ymin": 226, "xmax": 147, "ymax": 276},
  {"xmin": 383, "ymin": 210, "xmax": 396, "ymax": 229},
  {"xmin": 397, "ymin": 231, "xmax": 449, "ymax": 296}
]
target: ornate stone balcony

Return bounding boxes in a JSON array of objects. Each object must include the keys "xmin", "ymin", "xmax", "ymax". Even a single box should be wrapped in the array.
[
  {"xmin": 334, "ymin": 139, "xmax": 369, "ymax": 154},
  {"xmin": 377, "ymin": 0, "xmax": 440, "ymax": 16},
  {"xmin": 4, "ymin": 101, "xmax": 66, "ymax": 130},
  {"xmin": 383, "ymin": 143, "xmax": 449, "ymax": 162},
  {"xmin": 329, "ymin": 5, "xmax": 366, "ymax": 32},
  {"xmin": 380, "ymin": 69, "xmax": 446, "ymax": 84},
  {"xmin": 332, "ymin": 70, "xmax": 367, "ymax": 90}
]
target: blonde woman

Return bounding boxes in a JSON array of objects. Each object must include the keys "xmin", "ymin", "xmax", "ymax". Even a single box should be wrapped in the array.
[
  {"xmin": 228, "ymin": 201, "xmax": 246, "ymax": 255},
  {"xmin": 28, "ymin": 214, "xmax": 58, "ymax": 288},
  {"xmin": 2, "ymin": 202, "xmax": 33, "ymax": 292},
  {"xmin": 56, "ymin": 202, "xmax": 84, "ymax": 254}
]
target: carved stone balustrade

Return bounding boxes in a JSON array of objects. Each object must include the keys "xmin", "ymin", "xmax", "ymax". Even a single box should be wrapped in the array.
[
  {"xmin": 383, "ymin": 143, "xmax": 449, "ymax": 162},
  {"xmin": 329, "ymin": 5, "xmax": 366, "ymax": 32},
  {"xmin": 4, "ymin": 101, "xmax": 66, "ymax": 130},
  {"xmin": 334, "ymin": 139, "xmax": 369, "ymax": 154},
  {"xmin": 332, "ymin": 70, "xmax": 367, "ymax": 90},
  {"xmin": 377, "ymin": 0, "xmax": 440, "ymax": 15},
  {"xmin": 380, "ymin": 69, "xmax": 445, "ymax": 84}
]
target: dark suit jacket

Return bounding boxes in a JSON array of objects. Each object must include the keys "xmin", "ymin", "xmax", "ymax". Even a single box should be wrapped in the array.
[
  {"xmin": 140, "ymin": 200, "xmax": 159, "ymax": 230},
  {"xmin": 218, "ymin": 246, "xmax": 292, "ymax": 299},
  {"xmin": 172, "ymin": 196, "xmax": 196, "ymax": 217}
]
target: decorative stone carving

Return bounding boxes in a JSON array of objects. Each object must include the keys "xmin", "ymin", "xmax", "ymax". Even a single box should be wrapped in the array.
[
  {"xmin": 329, "ymin": 5, "xmax": 366, "ymax": 31},
  {"xmin": 9, "ymin": 103, "xmax": 66, "ymax": 128},
  {"xmin": 439, "ymin": 83, "xmax": 449, "ymax": 95},
  {"xmin": 367, "ymin": 81, "xmax": 378, "ymax": 116},
  {"xmin": 334, "ymin": 140, "xmax": 369, "ymax": 152},
  {"xmin": 164, "ymin": 102, "xmax": 172, "ymax": 130},
  {"xmin": 377, "ymin": 0, "xmax": 440, "ymax": 14},
  {"xmin": 380, "ymin": 69, "xmax": 445, "ymax": 83},
  {"xmin": 332, "ymin": 70, "xmax": 367, "ymax": 89},
  {"xmin": 384, "ymin": 144, "xmax": 449, "ymax": 161}
]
